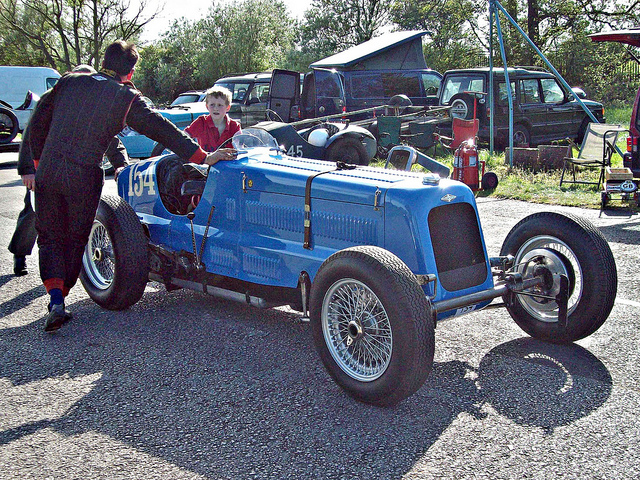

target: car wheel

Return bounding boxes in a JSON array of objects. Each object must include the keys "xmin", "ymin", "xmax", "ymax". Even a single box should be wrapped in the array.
[
  {"xmin": 500, "ymin": 212, "xmax": 616, "ymax": 344},
  {"xmin": 81, "ymin": 195, "xmax": 149, "ymax": 310},
  {"xmin": 448, "ymin": 93, "xmax": 476, "ymax": 120},
  {"xmin": 325, "ymin": 137, "xmax": 369, "ymax": 165},
  {"xmin": 0, "ymin": 107, "xmax": 19, "ymax": 144},
  {"xmin": 481, "ymin": 171, "xmax": 499, "ymax": 190},
  {"xmin": 513, "ymin": 124, "xmax": 530, "ymax": 147},
  {"xmin": 310, "ymin": 246, "xmax": 435, "ymax": 406},
  {"xmin": 577, "ymin": 117, "xmax": 590, "ymax": 144}
]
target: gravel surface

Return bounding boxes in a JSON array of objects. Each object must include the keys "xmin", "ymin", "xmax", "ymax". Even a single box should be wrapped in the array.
[{"xmin": 1, "ymin": 155, "xmax": 639, "ymax": 479}]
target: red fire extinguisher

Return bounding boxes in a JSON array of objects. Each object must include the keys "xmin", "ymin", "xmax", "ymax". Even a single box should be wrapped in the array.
[{"xmin": 453, "ymin": 139, "xmax": 483, "ymax": 190}]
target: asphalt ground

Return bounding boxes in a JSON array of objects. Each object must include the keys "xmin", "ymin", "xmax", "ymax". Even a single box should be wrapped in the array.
[{"xmin": 0, "ymin": 150, "xmax": 639, "ymax": 479}]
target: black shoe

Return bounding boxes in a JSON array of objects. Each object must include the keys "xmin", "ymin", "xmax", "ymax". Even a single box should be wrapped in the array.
[
  {"xmin": 13, "ymin": 255, "xmax": 27, "ymax": 276},
  {"xmin": 44, "ymin": 303, "xmax": 72, "ymax": 332}
]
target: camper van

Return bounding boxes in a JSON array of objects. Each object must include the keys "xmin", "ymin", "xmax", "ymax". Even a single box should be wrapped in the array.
[
  {"xmin": 268, "ymin": 31, "xmax": 442, "ymax": 123},
  {"xmin": 0, "ymin": 66, "xmax": 60, "ymax": 107},
  {"xmin": 0, "ymin": 66, "xmax": 61, "ymax": 130}
]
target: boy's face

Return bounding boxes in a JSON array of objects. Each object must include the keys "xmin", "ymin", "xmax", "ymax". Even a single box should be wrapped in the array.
[{"xmin": 206, "ymin": 96, "xmax": 231, "ymax": 121}]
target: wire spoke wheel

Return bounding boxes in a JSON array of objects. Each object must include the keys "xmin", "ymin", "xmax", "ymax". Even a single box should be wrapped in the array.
[
  {"xmin": 322, "ymin": 279, "xmax": 392, "ymax": 382},
  {"xmin": 310, "ymin": 246, "xmax": 434, "ymax": 406},
  {"xmin": 83, "ymin": 220, "xmax": 115, "ymax": 290},
  {"xmin": 500, "ymin": 212, "xmax": 616, "ymax": 343},
  {"xmin": 80, "ymin": 195, "xmax": 149, "ymax": 310}
]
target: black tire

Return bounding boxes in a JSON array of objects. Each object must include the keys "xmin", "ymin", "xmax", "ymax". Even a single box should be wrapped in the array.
[
  {"xmin": 448, "ymin": 93, "xmax": 476, "ymax": 120},
  {"xmin": 577, "ymin": 117, "xmax": 590, "ymax": 144},
  {"xmin": 513, "ymin": 124, "xmax": 531, "ymax": 147},
  {"xmin": 310, "ymin": 246, "xmax": 435, "ymax": 406},
  {"xmin": 481, "ymin": 171, "xmax": 499, "ymax": 190},
  {"xmin": 601, "ymin": 191, "xmax": 609, "ymax": 209},
  {"xmin": 80, "ymin": 195, "xmax": 149, "ymax": 310},
  {"xmin": 0, "ymin": 107, "xmax": 19, "ymax": 145},
  {"xmin": 325, "ymin": 137, "xmax": 369, "ymax": 165},
  {"xmin": 500, "ymin": 212, "xmax": 617, "ymax": 344}
]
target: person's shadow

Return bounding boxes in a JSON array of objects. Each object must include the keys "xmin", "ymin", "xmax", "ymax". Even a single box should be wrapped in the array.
[{"xmin": 0, "ymin": 288, "xmax": 613, "ymax": 478}]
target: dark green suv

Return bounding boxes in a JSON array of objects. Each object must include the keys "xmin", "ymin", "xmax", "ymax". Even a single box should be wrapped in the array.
[{"xmin": 438, "ymin": 67, "xmax": 605, "ymax": 147}]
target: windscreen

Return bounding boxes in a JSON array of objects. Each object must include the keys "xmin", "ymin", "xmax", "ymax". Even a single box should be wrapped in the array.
[{"xmin": 441, "ymin": 75, "xmax": 485, "ymax": 104}]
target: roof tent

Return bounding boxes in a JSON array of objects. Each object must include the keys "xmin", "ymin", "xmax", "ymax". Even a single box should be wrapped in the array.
[{"xmin": 309, "ymin": 30, "xmax": 430, "ymax": 71}]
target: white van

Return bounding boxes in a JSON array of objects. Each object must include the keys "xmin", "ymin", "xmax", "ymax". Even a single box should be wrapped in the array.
[{"xmin": 0, "ymin": 66, "xmax": 61, "ymax": 131}]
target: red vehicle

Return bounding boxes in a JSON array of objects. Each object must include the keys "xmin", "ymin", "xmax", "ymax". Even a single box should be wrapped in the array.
[{"xmin": 590, "ymin": 29, "xmax": 640, "ymax": 178}]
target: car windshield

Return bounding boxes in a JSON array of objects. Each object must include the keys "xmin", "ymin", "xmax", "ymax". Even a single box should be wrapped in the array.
[
  {"xmin": 215, "ymin": 82, "xmax": 252, "ymax": 103},
  {"xmin": 171, "ymin": 93, "xmax": 202, "ymax": 106},
  {"xmin": 441, "ymin": 75, "xmax": 485, "ymax": 103},
  {"xmin": 232, "ymin": 128, "xmax": 279, "ymax": 150}
]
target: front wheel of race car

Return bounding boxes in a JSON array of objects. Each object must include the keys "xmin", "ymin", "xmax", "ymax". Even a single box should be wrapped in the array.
[
  {"xmin": 310, "ymin": 246, "xmax": 434, "ymax": 407},
  {"xmin": 81, "ymin": 195, "xmax": 149, "ymax": 310},
  {"xmin": 500, "ymin": 212, "xmax": 617, "ymax": 344}
]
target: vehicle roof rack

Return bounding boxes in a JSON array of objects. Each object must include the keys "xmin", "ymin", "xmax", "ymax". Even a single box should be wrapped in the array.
[{"xmin": 514, "ymin": 65, "xmax": 549, "ymax": 72}]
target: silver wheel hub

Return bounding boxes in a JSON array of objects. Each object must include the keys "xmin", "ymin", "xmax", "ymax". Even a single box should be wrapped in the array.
[
  {"xmin": 321, "ymin": 279, "xmax": 392, "ymax": 382},
  {"xmin": 514, "ymin": 238, "xmax": 582, "ymax": 323}
]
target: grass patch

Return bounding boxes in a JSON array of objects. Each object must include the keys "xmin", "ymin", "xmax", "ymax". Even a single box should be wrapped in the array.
[{"xmin": 374, "ymin": 133, "xmax": 638, "ymax": 211}]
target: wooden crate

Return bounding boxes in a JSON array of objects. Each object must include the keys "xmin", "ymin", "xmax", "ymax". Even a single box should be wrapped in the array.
[{"xmin": 605, "ymin": 167, "xmax": 633, "ymax": 181}]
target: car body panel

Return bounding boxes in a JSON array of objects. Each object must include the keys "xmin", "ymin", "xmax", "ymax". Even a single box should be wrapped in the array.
[{"xmin": 117, "ymin": 145, "xmax": 493, "ymax": 318}]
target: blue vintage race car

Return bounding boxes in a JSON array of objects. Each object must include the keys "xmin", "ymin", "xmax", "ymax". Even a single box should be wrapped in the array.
[{"xmin": 81, "ymin": 129, "xmax": 617, "ymax": 406}]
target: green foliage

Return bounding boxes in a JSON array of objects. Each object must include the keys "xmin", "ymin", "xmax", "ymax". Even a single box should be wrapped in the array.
[
  {"xmin": 297, "ymin": 0, "xmax": 393, "ymax": 64},
  {"xmin": 0, "ymin": 0, "xmax": 157, "ymax": 72},
  {"xmin": 135, "ymin": 0, "xmax": 295, "ymax": 104}
]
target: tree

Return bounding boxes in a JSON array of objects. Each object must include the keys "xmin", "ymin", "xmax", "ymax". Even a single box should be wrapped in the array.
[
  {"xmin": 134, "ymin": 0, "xmax": 296, "ymax": 103},
  {"xmin": 390, "ymin": 0, "xmax": 488, "ymax": 73},
  {"xmin": 0, "ymin": 0, "xmax": 160, "ymax": 72},
  {"xmin": 297, "ymin": 0, "xmax": 394, "ymax": 65}
]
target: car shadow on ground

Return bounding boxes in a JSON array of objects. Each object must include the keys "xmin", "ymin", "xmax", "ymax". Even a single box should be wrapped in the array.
[
  {"xmin": 599, "ymin": 217, "xmax": 640, "ymax": 246},
  {"xmin": 0, "ymin": 288, "xmax": 613, "ymax": 478}
]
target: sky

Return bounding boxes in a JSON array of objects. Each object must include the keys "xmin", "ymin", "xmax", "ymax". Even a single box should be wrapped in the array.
[{"xmin": 139, "ymin": 0, "xmax": 309, "ymax": 42}]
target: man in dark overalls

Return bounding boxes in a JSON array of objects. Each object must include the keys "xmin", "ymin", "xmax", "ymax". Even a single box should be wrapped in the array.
[
  {"xmin": 10, "ymin": 125, "xmax": 127, "ymax": 276},
  {"xmin": 23, "ymin": 40, "xmax": 227, "ymax": 332}
]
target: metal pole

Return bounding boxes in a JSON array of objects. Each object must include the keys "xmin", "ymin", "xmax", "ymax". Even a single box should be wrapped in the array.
[
  {"xmin": 491, "ymin": 0, "xmax": 622, "ymax": 156},
  {"xmin": 493, "ymin": 0, "xmax": 514, "ymax": 166},
  {"xmin": 489, "ymin": 1, "xmax": 494, "ymax": 154}
]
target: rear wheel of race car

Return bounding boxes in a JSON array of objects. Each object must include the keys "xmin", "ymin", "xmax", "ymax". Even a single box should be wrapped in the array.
[
  {"xmin": 325, "ymin": 137, "xmax": 369, "ymax": 165},
  {"xmin": 310, "ymin": 246, "xmax": 434, "ymax": 406},
  {"xmin": 500, "ymin": 212, "xmax": 617, "ymax": 344},
  {"xmin": 0, "ymin": 107, "xmax": 19, "ymax": 144},
  {"xmin": 81, "ymin": 195, "xmax": 149, "ymax": 310}
]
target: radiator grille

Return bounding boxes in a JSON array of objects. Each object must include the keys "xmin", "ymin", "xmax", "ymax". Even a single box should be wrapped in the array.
[{"xmin": 428, "ymin": 203, "xmax": 488, "ymax": 291}]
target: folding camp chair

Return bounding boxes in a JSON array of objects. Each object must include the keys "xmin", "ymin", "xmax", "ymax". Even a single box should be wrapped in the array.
[
  {"xmin": 560, "ymin": 123, "xmax": 627, "ymax": 189},
  {"xmin": 376, "ymin": 116, "xmax": 402, "ymax": 156},
  {"xmin": 434, "ymin": 117, "xmax": 479, "ymax": 152}
]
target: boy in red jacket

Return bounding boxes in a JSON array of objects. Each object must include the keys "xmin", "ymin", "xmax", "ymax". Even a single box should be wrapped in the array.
[{"xmin": 185, "ymin": 86, "xmax": 240, "ymax": 162}]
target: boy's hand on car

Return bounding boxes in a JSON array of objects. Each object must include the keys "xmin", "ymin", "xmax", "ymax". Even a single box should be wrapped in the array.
[{"xmin": 204, "ymin": 148, "xmax": 237, "ymax": 165}]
